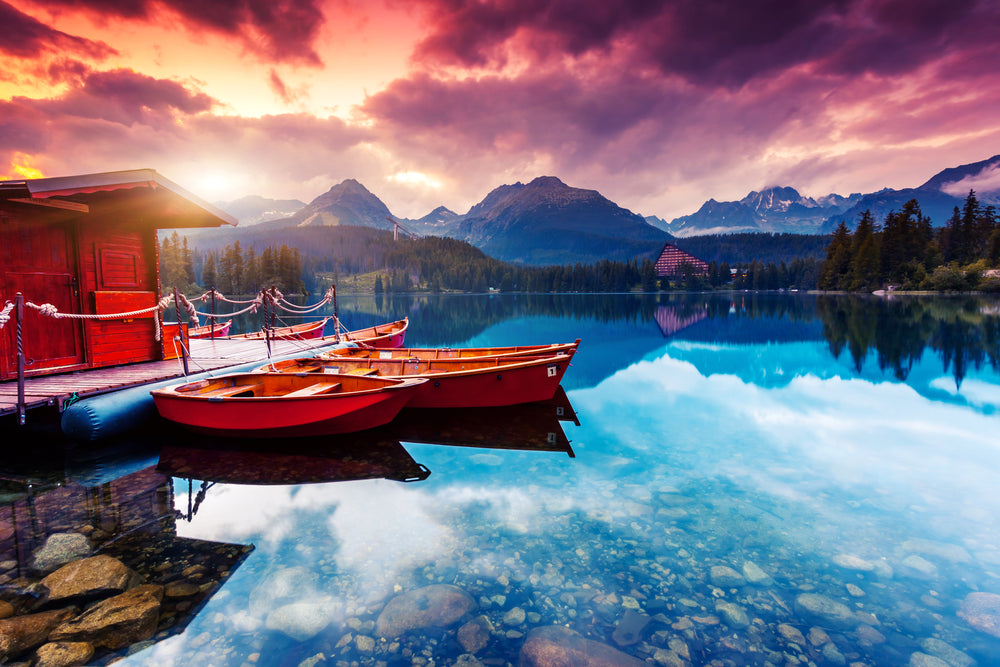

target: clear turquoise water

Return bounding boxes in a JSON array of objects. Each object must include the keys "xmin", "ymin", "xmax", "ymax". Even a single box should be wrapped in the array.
[{"xmin": 8, "ymin": 293, "xmax": 1000, "ymax": 666}]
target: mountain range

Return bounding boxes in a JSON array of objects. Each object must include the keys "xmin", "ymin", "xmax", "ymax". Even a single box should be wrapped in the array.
[
  {"xmin": 212, "ymin": 154, "xmax": 1000, "ymax": 265},
  {"xmin": 219, "ymin": 175, "xmax": 670, "ymax": 265},
  {"xmin": 664, "ymin": 154, "xmax": 1000, "ymax": 236}
]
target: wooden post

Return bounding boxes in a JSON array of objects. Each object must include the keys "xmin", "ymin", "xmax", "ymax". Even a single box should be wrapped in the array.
[
  {"xmin": 15, "ymin": 292, "xmax": 25, "ymax": 426},
  {"xmin": 332, "ymin": 284, "xmax": 340, "ymax": 342},
  {"xmin": 173, "ymin": 288, "xmax": 189, "ymax": 375},
  {"xmin": 210, "ymin": 288, "xmax": 217, "ymax": 340}
]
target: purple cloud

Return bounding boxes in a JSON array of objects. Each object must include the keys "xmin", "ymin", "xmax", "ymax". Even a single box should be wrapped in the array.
[
  {"xmin": 35, "ymin": 0, "xmax": 326, "ymax": 65},
  {"xmin": 0, "ymin": 1, "xmax": 116, "ymax": 59},
  {"xmin": 409, "ymin": 0, "xmax": 999, "ymax": 87},
  {"xmin": 23, "ymin": 68, "xmax": 215, "ymax": 128}
]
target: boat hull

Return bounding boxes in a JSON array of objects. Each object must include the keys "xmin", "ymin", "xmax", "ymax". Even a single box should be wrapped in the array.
[
  {"xmin": 338, "ymin": 318, "xmax": 408, "ymax": 349},
  {"xmin": 320, "ymin": 339, "xmax": 579, "ymax": 361},
  {"xmin": 231, "ymin": 318, "xmax": 328, "ymax": 341},
  {"xmin": 264, "ymin": 354, "xmax": 573, "ymax": 409},
  {"xmin": 188, "ymin": 320, "xmax": 232, "ymax": 339},
  {"xmin": 151, "ymin": 374, "xmax": 424, "ymax": 437}
]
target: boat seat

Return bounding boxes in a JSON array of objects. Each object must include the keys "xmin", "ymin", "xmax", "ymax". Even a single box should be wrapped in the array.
[
  {"xmin": 202, "ymin": 383, "xmax": 264, "ymax": 399},
  {"xmin": 284, "ymin": 382, "xmax": 341, "ymax": 398},
  {"xmin": 347, "ymin": 368, "xmax": 379, "ymax": 376}
]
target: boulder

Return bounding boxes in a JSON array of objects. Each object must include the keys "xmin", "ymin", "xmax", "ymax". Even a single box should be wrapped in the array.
[
  {"xmin": 41, "ymin": 555, "xmax": 140, "ymax": 603},
  {"xmin": 458, "ymin": 615, "xmax": 494, "ymax": 654},
  {"xmin": 34, "ymin": 641, "xmax": 95, "ymax": 667},
  {"xmin": 612, "ymin": 609, "xmax": 650, "ymax": 646},
  {"xmin": 917, "ymin": 637, "xmax": 976, "ymax": 667},
  {"xmin": 32, "ymin": 534, "xmax": 91, "ymax": 575},
  {"xmin": 49, "ymin": 584, "xmax": 163, "ymax": 650},
  {"xmin": 709, "ymin": 565, "xmax": 745, "ymax": 588},
  {"xmin": 958, "ymin": 592, "xmax": 1000, "ymax": 638},
  {"xmin": 376, "ymin": 584, "xmax": 476, "ymax": 637},
  {"xmin": 264, "ymin": 600, "xmax": 338, "ymax": 641},
  {"xmin": 520, "ymin": 625, "xmax": 644, "ymax": 667},
  {"xmin": 715, "ymin": 601, "xmax": 750, "ymax": 629},
  {"xmin": 794, "ymin": 593, "xmax": 856, "ymax": 629},
  {"xmin": 0, "ymin": 608, "xmax": 77, "ymax": 662}
]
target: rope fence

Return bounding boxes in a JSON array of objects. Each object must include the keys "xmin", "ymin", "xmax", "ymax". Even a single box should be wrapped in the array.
[{"xmin": 0, "ymin": 287, "xmax": 336, "ymax": 342}]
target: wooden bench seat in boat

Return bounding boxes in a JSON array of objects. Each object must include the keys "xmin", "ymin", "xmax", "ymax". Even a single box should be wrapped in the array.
[
  {"xmin": 201, "ymin": 383, "xmax": 265, "ymax": 399},
  {"xmin": 283, "ymin": 382, "xmax": 342, "ymax": 397},
  {"xmin": 346, "ymin": 368, "xmax": 379, "ymax": 376}
]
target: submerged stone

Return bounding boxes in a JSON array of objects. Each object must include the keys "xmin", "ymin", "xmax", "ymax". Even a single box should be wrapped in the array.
[
  {"xmin": 0, "ymin": 608, "xmax": 77, "ymax": 662},
  {"xmin": 264, "ymin": 600, "xmax": 338, "ymax": 641},
  {"xmin": 794, "ymin": 593, "xmax": 855, "ymax": 629},
  {"xmin": 32, "ymin": 534, "xmax": 91, "ymax": 575},
  {"xmin": 34, "ymin": 641, "xmax": 95, "ymax": 667},
  {"xmin": 458, "ymin": 615, "xmax": 493, "ymax": 654},
  {"xmin": 520, "ymin": 625, "xmax": 643, "ymax": 667},
  {"xmin": 958, "ymin": 592, "xmax": 1000, "ymax": 638},
  {"xmin": 909, "ymin": 652, "xmax": 950, "ymax": 667},
  {"xmin": 742, "ymin": 561, "xmax": 773, "ymax": 586},
  {"xmin": 376, "ymin": 584, "xmax": 476, "ymax": 637},
  {"xmin": 612, "ymin": 609, "xmax": 650, "ymax": 646},
  {"xmin": 41, "ymin": 555, "xmax": 139, "ymax": 603},
  {"xmin": 49, "ymin": 584, "xmax": 163, "ymax": 650},
  {"xmin": 714, "ymin": 601, "xmax": 749, "ymax": 629},
  {"xmin": 709, "ymin": 565, "xmax": 745, "ymax": 588},
  {"xmin": 917, "ymin": 637, "xmax": 976, "ymax": 667}
]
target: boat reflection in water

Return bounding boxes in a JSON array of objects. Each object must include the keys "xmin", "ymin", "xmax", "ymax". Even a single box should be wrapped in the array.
[{"xmin": 387, "ymin": 385, "xmax": 577, "ymax": 457}]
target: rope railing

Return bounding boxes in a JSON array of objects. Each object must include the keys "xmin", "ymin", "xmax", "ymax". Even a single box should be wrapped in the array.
[{"xmin": 0, "ymin": 286, "xmax": 336, "ymax": 340}]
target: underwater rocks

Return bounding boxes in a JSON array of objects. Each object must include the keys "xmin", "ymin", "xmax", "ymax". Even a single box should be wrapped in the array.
[
  {"xmin": 794, "ymin": 593, "xmax": 858, "ymax": 629},
  {"xmin": 0, "ymin": 531, "xmax": 249, "ymax": 665},
  {"xmin": 31, "ymin": 533, "xmax": 92, "ymax": 575},
  {"xmin": 49, "ymin": 584, "xmax": 164, "ymax": 649},
  {"xmin": 520, "ymin": 625, "xmax": 644, "ymax": 667},
  {"xmin": 375, "ymin": 583, "xmax": 476, "ymax": 637},
  {"xmin": 41, "ymin": 554, "xmax": 141, "ymax": 603},
  {"xmin": 958, "ymin": 592, "xmax": 1000, "ymax": 638}
]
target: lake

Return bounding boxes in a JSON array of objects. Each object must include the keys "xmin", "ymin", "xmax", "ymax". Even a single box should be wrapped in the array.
[{"xmin": 4, "ymin": 293, "xmax": 1000, "ymax": 666}]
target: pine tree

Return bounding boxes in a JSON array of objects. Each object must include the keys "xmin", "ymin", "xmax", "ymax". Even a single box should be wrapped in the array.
[{"xmin": 819, "ymin": 221, "xmax": 853, "ymax": 290}]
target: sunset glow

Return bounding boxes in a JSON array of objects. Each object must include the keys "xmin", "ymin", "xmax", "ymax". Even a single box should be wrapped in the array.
[{"xmin": 1, "ymin": 0, "xmax": 998, "ymax": 218}]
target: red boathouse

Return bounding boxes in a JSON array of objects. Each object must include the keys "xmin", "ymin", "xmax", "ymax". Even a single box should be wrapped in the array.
[{"xmin": 0, "ymin": 169, "xmax": 236, "ymax": 382}]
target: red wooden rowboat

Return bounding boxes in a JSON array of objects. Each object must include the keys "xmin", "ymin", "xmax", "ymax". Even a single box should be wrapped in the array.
[
  {"xmin": 188, "ymin": 320, "xmax": 232, "ymax": 339},
  {"xmin": 230, "ymin": 317, "xmax": 328, "ymax": 341},
  {"xmin": 150, "ymin": 372, "xmax": 426, "ymax": 437},
  {"xmin": 337, "ymin": 317, "xmax": 408, "ymax": 349},
  {"xmin": 258, "ymin": 352, "xmax": 574, "ymax": 409},
  {"xmin": 320, "ymin": 338, "xmax": 579, "ymax": 361}
]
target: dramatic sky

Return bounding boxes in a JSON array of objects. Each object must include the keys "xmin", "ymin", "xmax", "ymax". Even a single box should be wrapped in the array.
[{"xmin": 2, "ymin": 0, "xmax": 999, "ymax": 220}]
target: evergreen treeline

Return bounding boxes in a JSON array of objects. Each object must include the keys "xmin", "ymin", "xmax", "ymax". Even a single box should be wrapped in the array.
[
  {"xmin": 818, "ymin": 192, "xmax": 1000, "ymax": 291},
  {"xmin": 161, "ymin": 233, "xmax": 306, "ymax": 295}
]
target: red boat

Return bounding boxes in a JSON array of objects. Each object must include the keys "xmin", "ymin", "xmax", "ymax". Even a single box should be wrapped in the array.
[
  {"xmin": 320, "ymin": 338, "xmax": 579, "ymax": 361},
  {"xmin": 258, "ymin": 352, "xmax": 574, "ymax": 409},
  {"xmin": 150, "ymin": 372, "xmax": 426, "ymax": 437},
  {"xmin": 338, "ymin": 317, "xmax": 408, "ymax": 349},
  {"xmin": 188, "ymin": 320, "xmax": 232, "ymax": 339},
  {"xmin": 230, "ymin": 317, "xmax": 328, "ymax": 341}
]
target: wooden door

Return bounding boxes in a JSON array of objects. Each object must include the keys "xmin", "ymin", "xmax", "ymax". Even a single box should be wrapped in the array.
[{"xmin": 1, "ymin": 215, "xmax": 85, "ymax": 378}]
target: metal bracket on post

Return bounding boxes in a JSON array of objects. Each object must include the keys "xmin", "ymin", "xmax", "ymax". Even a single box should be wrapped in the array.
[{"xmin": 15, "ymin": 292, "xmax": 25, "ymax": 426}]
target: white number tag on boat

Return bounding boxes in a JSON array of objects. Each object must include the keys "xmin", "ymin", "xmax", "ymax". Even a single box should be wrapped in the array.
[{"xmin": 547, "ymin": 364, "xmax": 558, "ymax": 377}]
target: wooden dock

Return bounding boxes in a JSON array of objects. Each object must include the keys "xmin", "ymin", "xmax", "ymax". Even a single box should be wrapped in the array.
[{"xmin": 0, "ymin": 334, "xmax": 349, "ymax": 420}]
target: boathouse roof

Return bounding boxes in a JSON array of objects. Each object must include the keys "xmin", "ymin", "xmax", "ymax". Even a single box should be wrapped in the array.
[{"xmin": 0, "ymin": 168, "xmax": 237, "ymax": 228}]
